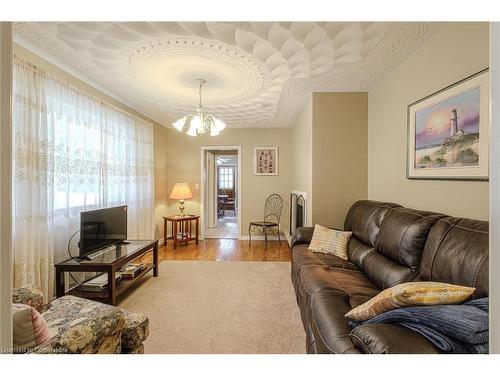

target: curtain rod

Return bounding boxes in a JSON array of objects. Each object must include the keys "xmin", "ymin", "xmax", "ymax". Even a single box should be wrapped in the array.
[{"xmin": 14, "ymin": 55, "xmax": 158, "ymax": 127}]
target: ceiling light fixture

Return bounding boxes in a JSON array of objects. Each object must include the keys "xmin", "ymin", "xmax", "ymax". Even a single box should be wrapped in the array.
[{"xmin": 172, "ymin": 79, "xmax": 226, "ymax": 137}]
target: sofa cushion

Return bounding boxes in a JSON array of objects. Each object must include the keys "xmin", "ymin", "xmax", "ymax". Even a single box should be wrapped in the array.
[
  {"xmin": 344, "ymin": 200, "xmax": 401, "ymax": 249},
  {"xmin": 362, "ymin": 208, "xmax": 441, "ymax": 289},
  {"xmin": 363, "ymin": 253, "xmax": 416, "ymax": 290},
  {"xmin": 299, "ymin": 265, "xmax": 380, "ymax": 300},
  {"xmin": 347, "ymin": 237, "xmax": 375, "ymax": 269},
  {"xmin": 419, "ymin": 217, "xmax": 489, "ymax": 298},
  {"xmin": 293, "ymin": 244, "xmax": 359, "ymax": 272},
  {"xmin": 296, "ymin": 264, "xmax": 379, "ymax": 334},
  {"xmin": 291, "ymin": 246, "xmax": 360, "ymax": 328},
  {"xmin": 309, "ymin": 289, "xmax": 363, "ymax": 354},
  {"xmin": 292, "ymin": 244, "xmax": 324, "ymax": 267},
  {"xmin": 376, "ymin": 208, "xmax": 442, "ymax": 268},
  {"xmin": 39, "ymin": 295, "xmax": 125, "ymax": 354},
  {"xmin": 121, "ymin": 310, "xmax": 149, "ymax": 349},
  {"xmin": 350, "ymin": 323, "xmax": 440, "ymax": 354}
]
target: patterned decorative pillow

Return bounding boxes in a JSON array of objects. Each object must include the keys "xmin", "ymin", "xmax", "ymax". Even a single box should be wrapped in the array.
[
  {"xmin": 13, "ymin": 303, "xmax": 51, "ymax": 353},
  {"xmin": 308, "ymin": 224, "xmax": 352, "ymax": 260},
  {"xmin": 345, "ymin": 282, "xmax": 476, "ymax": 321}
]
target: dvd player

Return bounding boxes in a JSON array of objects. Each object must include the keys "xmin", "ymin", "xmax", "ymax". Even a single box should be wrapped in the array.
[{"xmin": 79, "ymin": 273, "xmax": 122, "ymax": 292}]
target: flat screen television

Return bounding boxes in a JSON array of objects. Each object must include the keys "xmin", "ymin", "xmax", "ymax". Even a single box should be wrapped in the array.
[{"xmin": 79, "ymin": 205, "xmax": 128, "ymax": 258}]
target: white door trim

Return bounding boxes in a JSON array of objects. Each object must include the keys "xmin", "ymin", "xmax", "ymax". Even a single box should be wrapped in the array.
[{"xmin": 200, "ymin": 145, "xmax": 242, "ymax": 240}]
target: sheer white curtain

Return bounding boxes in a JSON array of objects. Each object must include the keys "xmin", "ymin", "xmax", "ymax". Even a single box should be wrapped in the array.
[
  {"xmin": 13, "ymin": 59, "xmax": 154, "ymax": 298},
  {"xmin": 101, "ymin": 105, "xmax": 154, "ymax": 239}
]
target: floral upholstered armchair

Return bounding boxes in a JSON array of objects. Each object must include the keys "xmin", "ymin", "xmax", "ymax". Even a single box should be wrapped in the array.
[{"xmin": 12, "ymin": 286, "xmax": 149, "ymax": 354}]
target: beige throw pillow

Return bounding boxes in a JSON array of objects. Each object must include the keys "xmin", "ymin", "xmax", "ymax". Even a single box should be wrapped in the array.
[
  {"xmin": 345, "ymin": 281, "xmax": 476, "ymax": 321},
  {"xmin": 308, "ymin": 224, "xmax": 352, "ymax": 260}
]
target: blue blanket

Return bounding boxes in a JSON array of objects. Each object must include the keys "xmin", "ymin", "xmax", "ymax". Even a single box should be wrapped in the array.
[{"xmin": 350, "ymin": 298, "xmax": 489, "ymax": 354}]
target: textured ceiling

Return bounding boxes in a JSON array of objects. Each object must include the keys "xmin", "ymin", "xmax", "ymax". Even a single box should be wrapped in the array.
[{"xmin": 14, "ymin": 22, "xmax": 437, "ymax": 127}]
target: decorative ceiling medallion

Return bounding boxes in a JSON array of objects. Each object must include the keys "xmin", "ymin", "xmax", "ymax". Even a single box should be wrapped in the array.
[
  {"xmin": 13, "ymin": 22, "xmax": 439, "ymax": 127},
  {"xmin": 127, "ymin": 37, "xmax": 268, "ymax": 110}
]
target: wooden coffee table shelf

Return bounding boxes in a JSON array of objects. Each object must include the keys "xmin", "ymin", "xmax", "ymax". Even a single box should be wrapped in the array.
[{"xmin": 67, "ymin": 263, "xmax": 155, "ymax": 302}]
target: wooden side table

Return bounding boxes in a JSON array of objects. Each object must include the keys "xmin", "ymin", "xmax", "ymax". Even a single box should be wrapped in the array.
[{"xmin": 164, "ymin": 215, "xmax": 200, "ymax": 249}]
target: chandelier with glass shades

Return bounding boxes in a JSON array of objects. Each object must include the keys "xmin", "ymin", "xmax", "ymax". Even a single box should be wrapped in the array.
[{"xmin": 172, "ymin": 79, "xmax": 226, "ymax": 137}]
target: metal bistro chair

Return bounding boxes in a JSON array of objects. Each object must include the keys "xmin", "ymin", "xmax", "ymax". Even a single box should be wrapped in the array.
[{"xmin": 248, "ymin": 194, "xmax": 283, "ymax": 250}]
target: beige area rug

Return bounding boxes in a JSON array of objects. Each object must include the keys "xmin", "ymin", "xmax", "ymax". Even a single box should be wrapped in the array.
[{"xmin": 118, "ymin": 261, "xmax": 305, "ymax": 354}]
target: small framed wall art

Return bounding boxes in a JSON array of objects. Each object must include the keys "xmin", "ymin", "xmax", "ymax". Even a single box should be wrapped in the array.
[
  {"xmin": 407, "ymin": 69, "xmax": 489, "ymax": 180},
  {"xmin": 254, "ymin": 147, "xmax": 278, "ymax": 176}
]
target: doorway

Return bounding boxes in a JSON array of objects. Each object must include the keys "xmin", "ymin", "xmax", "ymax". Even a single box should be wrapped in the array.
[{"xmin": 201, "ymin": 146, "xmax": 241, "ymax": 239}]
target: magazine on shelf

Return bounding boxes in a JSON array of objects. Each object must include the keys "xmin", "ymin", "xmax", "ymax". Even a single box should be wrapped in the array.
[{"xmin": 116, "ymin": 263, "xmax": 146, "ymax": 279}]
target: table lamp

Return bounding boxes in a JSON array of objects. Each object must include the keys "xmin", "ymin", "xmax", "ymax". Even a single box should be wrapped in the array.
[{"xmin": 169, "ymin": 183, "xmax": 193, "ymax": 216}]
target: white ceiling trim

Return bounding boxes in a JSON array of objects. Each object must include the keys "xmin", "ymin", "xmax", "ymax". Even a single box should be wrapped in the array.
[
  {"xmin": 14, "ymin": 22, "xmax": 439, "ymax": 128},
  {"xmin": 14, "ymin": 36, "xmax": 159, "ymax": 126}
]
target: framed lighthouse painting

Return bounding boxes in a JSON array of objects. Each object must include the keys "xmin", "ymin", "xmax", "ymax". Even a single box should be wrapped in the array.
[
  {"xmin": 254, "ymin": 147, "xmax": 278, "ymax": 175},
  {"xmin": 407, "ymin": 69, "xmax": 489, "ymax": 180}
]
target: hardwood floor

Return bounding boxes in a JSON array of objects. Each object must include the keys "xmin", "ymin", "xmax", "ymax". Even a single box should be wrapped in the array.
[{"xmin": 156, "ymin": 239, "xmax": 291, "ymax": 262}]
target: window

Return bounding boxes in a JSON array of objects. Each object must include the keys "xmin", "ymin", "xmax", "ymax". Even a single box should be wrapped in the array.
[
  {"xmin": 13, "ymin": 58, "xmax": 155, "ymax": 299},
  {"xmin": 218, "ymin": 166, "xmax": 234, "ymax": 189},
  {"xmin": 52, "ymin": 113, "xmax": 102, "ymax": 210}
]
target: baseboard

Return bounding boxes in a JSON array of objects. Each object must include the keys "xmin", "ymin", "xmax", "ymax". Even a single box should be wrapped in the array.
[
  {"xmin": 284, "ymin": 233, "xmax": 292, "ymax": 246},
  {"xmin": 160, "ymin": 235, "xmax": 283, "ymax": 242},
  {"xmin": 239, "ymin": 235, "xmax": 281, "ymax": 241}
]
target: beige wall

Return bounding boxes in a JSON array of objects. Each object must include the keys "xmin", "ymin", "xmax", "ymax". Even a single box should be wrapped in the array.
[
  {"xmin": 368, "ymin": 22, "xmax": 489, "ymax": 219},
  {"xmin": 290, "ymin": 96, "xmax": 313, "ymax": 225},
  {"xmin": 153, "ymin": 125, "xmax": 169, "ymax": 240},
  {"xmin": 166, "ymin": 128, "xmax": 292, "ymax": 236},
  {"xmin": 312, "ymin": 92, "xmax": 368, "ymax": 229}
]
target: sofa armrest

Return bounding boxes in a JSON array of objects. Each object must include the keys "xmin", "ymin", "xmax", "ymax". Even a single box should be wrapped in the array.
[
  {"xmin": 349, "ymin": 323, "xmax": 440, "ymax": 354},
  {"xmin": 12, "ymin": 286, "xmax": 45, "ymax": 313},
  {"xmin": 120, "ymin": 309, "xmax": 150, "ymax": 352},
  {"xmin": 32, "ymin": 296, "xmax": 125, "ymax": 354},
  {"xmin": 291, "ymin": 227, "xmax": 315, "ymax": 247}
]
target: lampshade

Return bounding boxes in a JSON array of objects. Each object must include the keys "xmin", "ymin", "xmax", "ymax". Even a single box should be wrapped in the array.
[
  {"xmin": 169, "ymin": 183, "xmax": 193, "ymax": 200},
  {"xmin": 187, "ymin": 115, "xmax": 201, "ymax": 137},
  {"xmin": 173, "ymin": 116, "xmax": 188, "ymax": 132}
]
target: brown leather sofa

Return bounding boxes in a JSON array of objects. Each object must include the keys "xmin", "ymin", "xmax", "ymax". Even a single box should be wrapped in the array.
[{"xmin": 291, "ymin": 200, "xmax": 488, "ymax": 354}]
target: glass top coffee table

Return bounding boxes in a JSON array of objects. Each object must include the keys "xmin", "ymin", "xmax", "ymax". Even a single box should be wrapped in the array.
[{"xmin": 55, "ymin": 239, "xmax": 158, "ymax": 305}]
